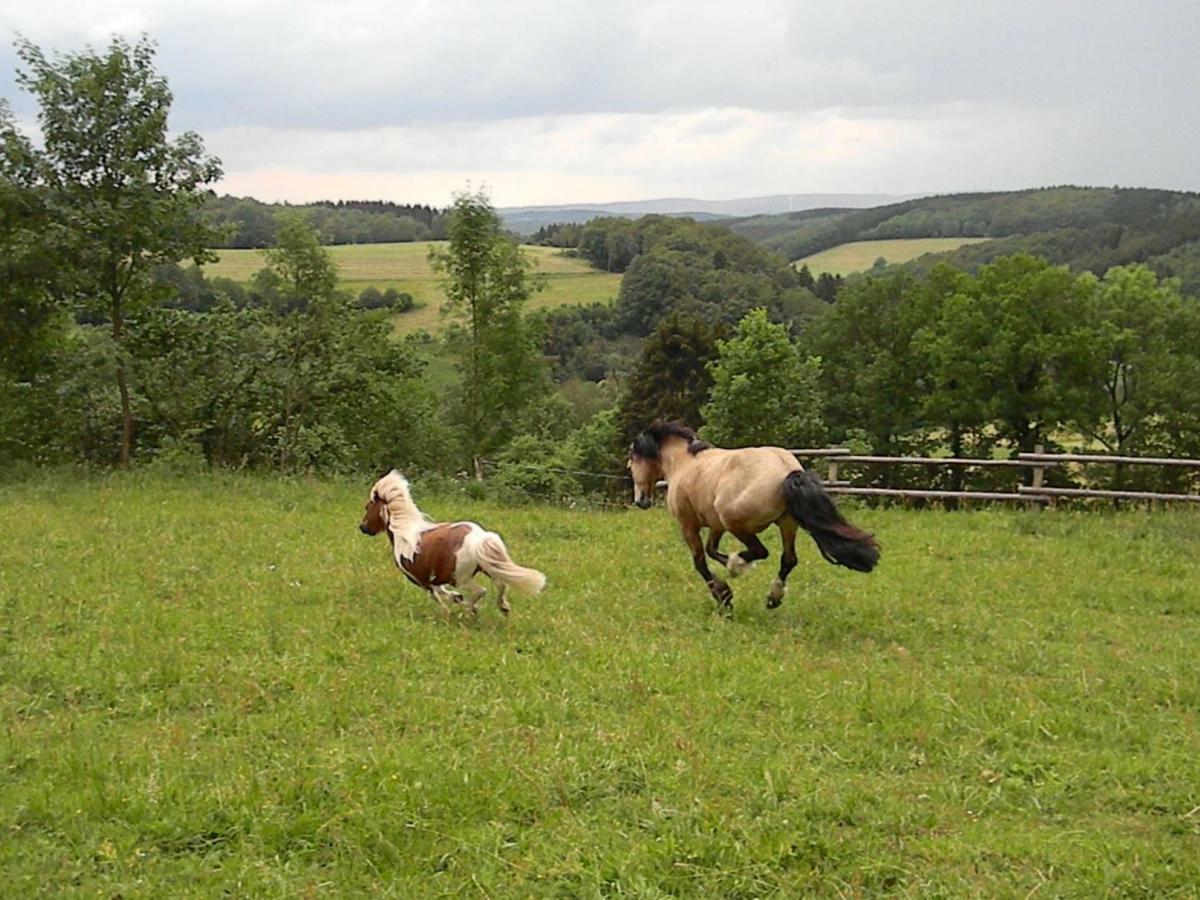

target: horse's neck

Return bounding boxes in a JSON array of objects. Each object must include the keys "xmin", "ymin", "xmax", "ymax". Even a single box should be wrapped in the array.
[{"xmin": 659, "ymin": 439, "xmax": 702, "ymax": 479}]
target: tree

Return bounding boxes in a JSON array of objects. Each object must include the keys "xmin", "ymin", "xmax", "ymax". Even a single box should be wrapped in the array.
[
  {"xmin": 5, "ymin": 36, "xmax": 222, "ymax": 464},
  {"xmin": 1072, "ymin": 265, "xmax": 1200, "ymax": 467},
  {"xmin": 701, "ymin": 308, "xmax": 825, "ymax": 449},
  {"xmin": 616, "ymin": 311, "xmax": 727, "ymax": 441},
  {"xmin": 261, "ymin": 212, "xmax": 339, "ymax": 311},
  {"xmin": 802, "ymin": 271, "xmax": 930, "ymax": 456},
  {"xmin": 429, "ymin": 189, "xmax": 549, "ymax": 468},
  {"xmin": 0, "ymin": 100, "xmax": 63, "ymax": 379}
]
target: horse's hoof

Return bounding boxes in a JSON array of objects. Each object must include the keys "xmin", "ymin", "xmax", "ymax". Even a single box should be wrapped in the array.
[
  {"xmin": 766, "ymin": 595, "xmax": 782, "ymax": 609},
  {"xmin": 708, "ymin": 579, "xmax": 733, "ymax": 607}
]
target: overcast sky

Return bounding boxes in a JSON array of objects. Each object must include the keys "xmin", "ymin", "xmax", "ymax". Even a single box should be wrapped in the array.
[{"xmin": 1, "ymin": 0, "xmax": 1197, "ymax": 207}]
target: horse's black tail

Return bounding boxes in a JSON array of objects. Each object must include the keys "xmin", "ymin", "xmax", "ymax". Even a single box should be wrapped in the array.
[{"xmin": 783, "ymin": 470, "xmax": 880, "ymax": 573}]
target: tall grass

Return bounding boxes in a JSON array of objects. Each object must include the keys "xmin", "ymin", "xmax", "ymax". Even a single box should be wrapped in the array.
[{"xmin": 2, "ymin": 472, "xmax": 1198, "ymax": 895}]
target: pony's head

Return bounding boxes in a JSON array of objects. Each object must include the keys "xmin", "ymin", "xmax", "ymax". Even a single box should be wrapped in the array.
[
  {"xmin": 627, "ymin": 420, "xmax": 710, "ymax": 509},
  {"xmin": 360, "ymin": 469, "xmax": 420, "ymax": 536}
]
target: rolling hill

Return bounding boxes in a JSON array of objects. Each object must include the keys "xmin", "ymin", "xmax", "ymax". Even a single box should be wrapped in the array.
[{"xmin": 727, "ymin": 187, "xmax": 1200, "ymax": 295}]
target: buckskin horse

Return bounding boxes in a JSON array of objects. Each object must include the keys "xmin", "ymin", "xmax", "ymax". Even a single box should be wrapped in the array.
[
  {"xmin": 627, "ymin": 421, "xmax": 879, "ymax": 610},
  {"xmin": 360, "ymin": 470, "xmax": 546, "ymax": 615}
]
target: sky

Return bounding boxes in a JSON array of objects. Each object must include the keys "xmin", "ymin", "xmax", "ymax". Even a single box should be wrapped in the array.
[{"xmin": 1, "ymin": 0, "xmax": 1197, "ymax": 207}]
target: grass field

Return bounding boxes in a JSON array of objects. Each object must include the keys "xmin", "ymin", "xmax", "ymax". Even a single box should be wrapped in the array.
[
  {"xmin": 3, "ymin": 472, "xmax": 1200, "ymax": 896},
  {"xmin": 202, "ymin": 242, "xmax": 622, "ymax": 335},
  {"xmin": 795, "ymin": 239, "xmax": 992, "ymax": 276}
]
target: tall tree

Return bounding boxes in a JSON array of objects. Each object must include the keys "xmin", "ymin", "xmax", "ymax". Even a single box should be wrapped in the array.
[
  {"xmin": 701, "ymin": 308, "xmax": 825, "ymax": 449},
  {"xmin": 258, "ymin": 211, "xmax": 339, "ymax": 312},
  {"xmin": 1073, "ymin": 265, "xmax": 1200, "ymax": 459},
  {"xmin": 616, "ymin": 311, "xmax": 727, "ymax": 441},
  {"xmin": 0, "ymin": 100, "xmax": 63, "ymax": 378},
  {"xmin": 429, "ymin": 189, "xmax": 548, "ymax": 468},
  {"xmin": 6, "ymin": 36, "xmax": 223, "ymax": 464}
]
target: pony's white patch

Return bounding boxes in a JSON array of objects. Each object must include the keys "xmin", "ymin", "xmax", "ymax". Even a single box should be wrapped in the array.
[
  {"xmin": 726, "ymin": 552, "xmax": 752, "ymax": 578},
  {"xmin": 370, "ymin": 469, "xmax": 433, "ymax": 564},
  {"xmin": 768, "ymin": 577, "xmax": 785, "ymax": 601}
]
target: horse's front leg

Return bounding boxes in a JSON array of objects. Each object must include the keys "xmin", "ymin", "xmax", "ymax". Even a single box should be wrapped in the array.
[
  {"xmin": 766, "ymin": 520, "xmax": 799, "ymax": 609},
  {"xmin": 683, "ymin": 524, "xmax": 732, "ymax": 609}
]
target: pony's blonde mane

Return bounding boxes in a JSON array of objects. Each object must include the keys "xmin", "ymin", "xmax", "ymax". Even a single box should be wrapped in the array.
[{"xmin": 371, "ymin": 470, "xmax": 432, "ymax": 561}]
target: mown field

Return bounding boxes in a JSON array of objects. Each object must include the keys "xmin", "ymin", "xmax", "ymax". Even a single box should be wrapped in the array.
[
  {"xmin": 3, "ymin": 473, "xmax": 1199, "ymax": 896},
  {"xmin": 795, "ymin": 238, "xmax": 992, "ymax": 276},
  {"xmin": 201, "ymin": 242, "xmax": 622, "ymax": 334}
]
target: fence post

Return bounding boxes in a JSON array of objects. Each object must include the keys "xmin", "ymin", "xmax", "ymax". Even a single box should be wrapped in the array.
[
  {"xmin": 1028, "ymin": 443, "xmax": 1046, "ymax": 509},
  {"xmin": 827, "ymin": 458, "xmax": 840, "ymax": 486}
]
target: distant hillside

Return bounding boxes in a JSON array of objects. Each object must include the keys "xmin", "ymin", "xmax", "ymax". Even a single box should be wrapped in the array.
[
  {"xmin": 501, "ymin": 207, "xmax": 729, "ymax": 235},
  {"xmin": 728, "ymin": 186, "xmax": 1200, "ymax": 296},
  {"xmin": 500, "ymin": 193, "xmax": 916, "ymax": 234}
]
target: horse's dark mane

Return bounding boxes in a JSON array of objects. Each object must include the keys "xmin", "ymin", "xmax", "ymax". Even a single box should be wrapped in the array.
[{"xmin": 631, "ymin": 420, "xmax": 712, "ymax": 460}]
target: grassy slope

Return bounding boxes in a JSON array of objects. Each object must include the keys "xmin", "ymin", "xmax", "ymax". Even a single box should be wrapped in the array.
[
  {"xmin": 202, "ymin": 242, "xmax": 621, "ymax": 335},
  {"xmin": 2, "ymin": 473, "xmax": 1199, "ymax": 896},
  {"xmin": 796, "ymin": 238, "xmax": 992, "ymax": 276}
]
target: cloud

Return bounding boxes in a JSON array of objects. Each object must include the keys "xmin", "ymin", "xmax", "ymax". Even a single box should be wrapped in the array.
[{"xmin": 1, "ymin": 0, "xmax": 1197, "ymax": 202}]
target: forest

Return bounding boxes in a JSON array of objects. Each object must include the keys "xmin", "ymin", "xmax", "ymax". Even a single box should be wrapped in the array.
[{"xmin": 3, "ymin": 36, "xmax": 1199, "ymax": 502}]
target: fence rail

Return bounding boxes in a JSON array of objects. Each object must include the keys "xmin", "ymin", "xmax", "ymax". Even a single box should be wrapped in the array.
[
  {"xmin": 796, "ymin": 445, "xmax": 1200, "ymax": 505},
  {"xmin": 484, "ymin": 447, "xmax": 1200, "ymax": 507}
]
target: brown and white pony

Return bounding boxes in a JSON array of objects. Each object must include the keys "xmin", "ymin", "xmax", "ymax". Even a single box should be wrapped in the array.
[
  {"xmin": 359, "ymin": 470, "xmax": 546, "ymax": 615},
  {"xmin": 627, "ymin": 421, "xmax": 879, "ymax": 610}
]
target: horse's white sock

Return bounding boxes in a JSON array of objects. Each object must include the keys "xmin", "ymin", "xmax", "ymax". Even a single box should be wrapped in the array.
[{"xmin": 727, "ymin": 552, "xmax": 751, "ymax": 578}]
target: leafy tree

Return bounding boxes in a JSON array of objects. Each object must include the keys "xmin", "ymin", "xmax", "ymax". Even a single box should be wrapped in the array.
[
  {"xmin": 0, "ymin": 100, "xmax": 64, "ymax": 380},
  {"xmin": 5, "ymin": 36, "xmax": 222, "ymax": 464},
  {"xmin": 701, "ymin": 308, "xmax": 825, "ymax": 449},
  {"xmin": 261, "ymin": 212, "xmax": 339, "ymax": 311},
  {"xmin": 802, "ymin": 271, "xmax": 930, "ymax": 456},
  {"xmin": 1072, "ymin": 265, "xmax": 1200, "ymax": 468},
  {"xmin": 429, "ymin": 189, "xmax": 549, "ymax": 468},
  {"xmin": 616, "ymin": 311, "xmax": 727, "ymax": 441},
  {"xmin": 961, "ymin": 255, "xmax": 1095, "ymax": 454}
]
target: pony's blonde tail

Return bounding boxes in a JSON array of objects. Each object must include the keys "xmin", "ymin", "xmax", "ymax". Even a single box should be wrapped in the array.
[{"xmin": 475, "ymin": 533, "xmax": 547, "ymax": 595}]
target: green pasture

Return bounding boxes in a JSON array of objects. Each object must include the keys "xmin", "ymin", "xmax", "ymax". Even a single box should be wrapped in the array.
[
  {"xmin": 2, "ymin": 472, "xmax": 1199, "ymax": 896},
  {"xmin": 795, "ymin": 238, "xmax": 991, "ymax": 276},
  {"xmin": 201, "ymin": 242, "xmax": 622, "ymax": 335}
]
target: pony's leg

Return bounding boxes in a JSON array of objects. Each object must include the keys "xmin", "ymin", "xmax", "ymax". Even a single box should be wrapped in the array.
[
  {"xmin": 683, "ymin": 524, "xmax": 732, "ymax": 609},
  {"xmin": 767, "ymin": 520, "xmax": 799, "ymax": 609},
  {"xmin": 728, "ymin": 531, "xmax": 769, "ymax": 578},
  {"xmin": 458, "ymin": 579, "xmax": 486, "ymax": 615},
  {"xmin": 705, "ymin": 529, "xmax": 729, "ymax": 567},
  {"xmin": 496, "ymin": 585, "xmax": 511, "ymax": 616},
  {"xmin": 428, "ymin": 586, "xmax": 454, "ymax": 614}
]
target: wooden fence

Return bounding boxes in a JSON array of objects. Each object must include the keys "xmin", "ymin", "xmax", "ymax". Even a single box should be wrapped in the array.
[{"xmin": 793, "ymin": 445, "xmax": 1200, "ymax": 505}]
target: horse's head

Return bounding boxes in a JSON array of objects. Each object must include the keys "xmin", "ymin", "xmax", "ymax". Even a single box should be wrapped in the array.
[
  {"xmin": 360, "ymin": 469, "xmax": 410, "ymax": 535},
  {"xmin": 360, "ymin": 489, "xmax": 388, "ymax": 535},
  {"xmin": 627, "ymin": 431, "xmax": 665, "ymax": 509}
]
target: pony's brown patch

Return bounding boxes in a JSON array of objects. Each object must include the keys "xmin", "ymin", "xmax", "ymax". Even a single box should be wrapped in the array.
[{"xmin": 393, "ymin": 523, "xmax": 472, "ymax": 589}]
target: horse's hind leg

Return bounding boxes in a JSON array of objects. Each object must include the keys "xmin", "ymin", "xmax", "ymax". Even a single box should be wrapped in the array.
[
  {"xmin": 705, "ymin": 529, "xmax": 729, "ymax": 568},
  {"xmin": 767, "ymin": 520, "xmax": 799, "ymax": 609},
  {"xmin": 728, "ymin": 531, "xmax": 769, "ymax": 578},
  {"xmin": 496, "ymin": 584, "xmax": 511, "ymax": 616},
  {"xmin": 683, "ymin": 524, "xmax": 732, "ymax": 609}
]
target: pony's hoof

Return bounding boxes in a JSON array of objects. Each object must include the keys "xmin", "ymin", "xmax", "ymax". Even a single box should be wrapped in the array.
[{"xmin": 766, "ymin": 595, "xmax": 783, "ymax": 609}]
